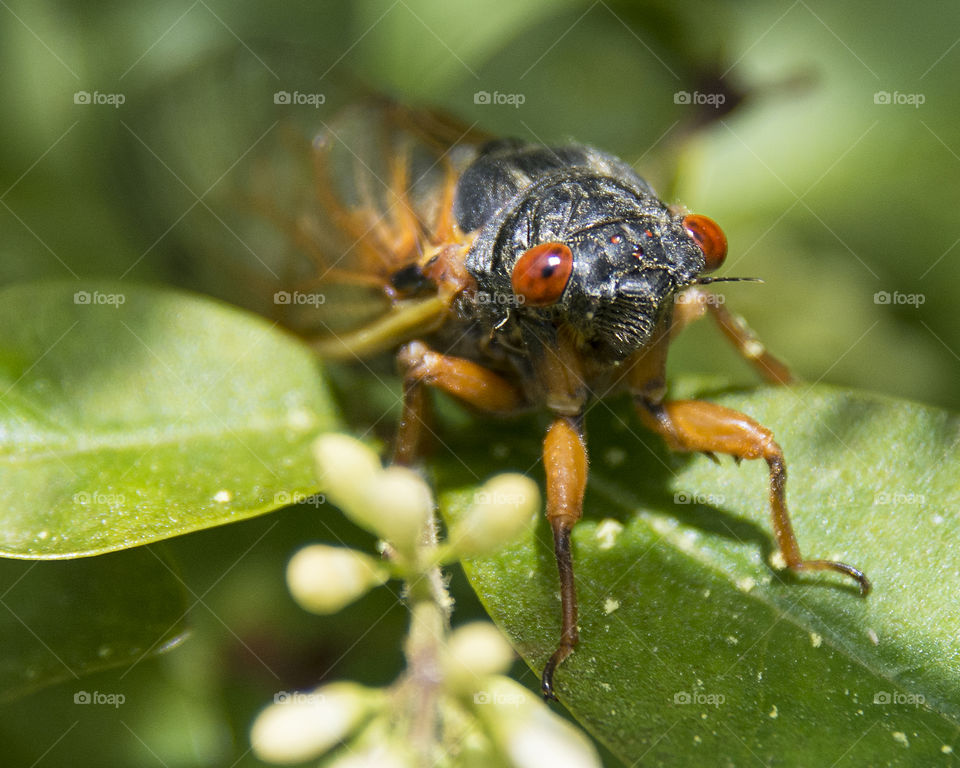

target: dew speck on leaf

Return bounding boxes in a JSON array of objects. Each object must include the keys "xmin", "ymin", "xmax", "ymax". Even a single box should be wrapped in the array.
[{"xmin": 594, "ymin": 519, "xmax": 623, "ymax": 550}]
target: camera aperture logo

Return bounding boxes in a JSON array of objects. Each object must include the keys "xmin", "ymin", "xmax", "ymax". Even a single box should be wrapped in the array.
[
  {"xmin": 673, "ymin": 690, "xmax": 725, "ymax": 708},
  {"xmin": 674, "ymin": 491, "xmax": 725, "ymax": 506},
  {"xmin": 74, "ymin": 90, "xmax": 125, "ymax": 108},
  {"xmin": 274, "ymin": 690, "xmax": 325, "ymax": 706},
  {"xmin": 274, "ymin": 290, "xmax": 326, "ymax": 306},
  {"xmin": 74, "ymin": 690, "xmax": 125, "ymax": 708},
  {"xmin": 874, "ymin": 491, "xmax": 925, "ymax": 506},
  {"xmin": 674, "ymin": 91, "xmax": 725, "ymax": 108},
  {"xmin": 74, "ymin": 290, "xmax": 126, "ymax": 307},
  {"xmin": 476, "ymin": 290, "xmax": 525, "ymax": 307},
  {"xmin": 274, "ymin": 90, "xmax": 326, "ymax": 108},
  {"xmin": 474, "ymin": 490, "xmax": 531, "ymax": 506},
  {"xmin": 73, "ymin": 490, "xmax": 126, "ymax": 506},
  {"xmin": 274, "ymin": 491, "xmax": 326, "ymax": 508},
  {"xmin": 675, "ymin": 291, "xmax": 725, "ymax": 306},
  {"xmin": 474, "ymin": 90, "xmax": 525, "ymax": 108},
  {"xmin": 873, "ymin": 691, "xmax": 925, "ymax": 707},
  {"xmin": 873, "ymin": 91, "xmax": 924, "ymax": 108},
  {"xmin": 873, "ymin": 290, "xmax": 924, "ymax": 306},
  {"xmin": 473, "ymin": 690, "xmax": 526, "ymax": 708}
]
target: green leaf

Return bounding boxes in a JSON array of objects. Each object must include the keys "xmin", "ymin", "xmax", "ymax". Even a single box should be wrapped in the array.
[
  {"xmin": 441, "ymin": 386, "xmax": 960, "ymax": 765},
  {"xmin": 0, "ymin": 547, "xmax": 189, "ymax": 701},
  {"xmin": 0, "ymin": 282, "xmax": 337, "ymax": 558}
]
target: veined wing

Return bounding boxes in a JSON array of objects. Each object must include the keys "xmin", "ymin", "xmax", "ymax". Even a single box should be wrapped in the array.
[{"xmin": 242, "ymin": 101, "xmax": 491, "ymax": 347}]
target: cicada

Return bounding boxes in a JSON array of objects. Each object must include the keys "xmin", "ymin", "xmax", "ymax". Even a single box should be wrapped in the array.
[{"xmin": 252, "ymin": 101, "xmax": 870, "ymax": 700}]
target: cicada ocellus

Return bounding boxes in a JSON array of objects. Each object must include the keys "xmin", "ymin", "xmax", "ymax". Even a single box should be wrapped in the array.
[{"xmin": 250, "ymin": 101, "xmax": 870, "ymax": 700}]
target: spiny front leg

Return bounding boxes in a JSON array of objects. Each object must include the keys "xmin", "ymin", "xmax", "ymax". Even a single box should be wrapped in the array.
[
  {"xmin": 635, "ymin": 397, "xmax": 871, "ymax": 595},
  {"xmin": 541, "ymin": 415, "xmax": 588, "ymax": 700}
]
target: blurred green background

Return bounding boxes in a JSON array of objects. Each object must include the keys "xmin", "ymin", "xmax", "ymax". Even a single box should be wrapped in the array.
[{"xmin": 1, "ymin": 0, "xmax": 957, "ymax": 765}]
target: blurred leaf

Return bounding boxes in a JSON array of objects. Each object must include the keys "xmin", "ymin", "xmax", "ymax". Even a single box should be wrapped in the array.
[
  {"xmin": 442, "ymin": 385, "xmax": 960, "ymax": 765},
  {"xmin": 0, "ymin": 547, "xmax": 188, "ymax": 702},
  {"xmin": 0, "ymin": 282, "xmax": 337, "ymax": 558}
]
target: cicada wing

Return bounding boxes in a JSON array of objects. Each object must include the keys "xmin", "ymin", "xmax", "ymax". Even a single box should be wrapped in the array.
[{"xmin": 239, "ymin": 101, "xmax": 490, "ymax": 343}]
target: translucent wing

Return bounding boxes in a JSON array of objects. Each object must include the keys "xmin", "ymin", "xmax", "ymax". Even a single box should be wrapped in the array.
[{"xmin": 240, "ymin": 101, "xmax": 491, "ymax": 347}]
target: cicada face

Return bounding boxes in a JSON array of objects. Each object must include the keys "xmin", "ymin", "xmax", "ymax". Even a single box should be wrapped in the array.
[{"xmin": 464, "ymin": 169, "xmax": 710, "ymax": 362}]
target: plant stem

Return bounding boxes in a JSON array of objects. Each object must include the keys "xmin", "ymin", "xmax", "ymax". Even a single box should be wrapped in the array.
[{"xmin": 401, "ymin": 516, "xmax": 453, "ymax": 765}]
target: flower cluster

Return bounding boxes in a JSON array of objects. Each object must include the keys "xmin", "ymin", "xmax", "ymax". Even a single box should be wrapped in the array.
[{"xmin": 250, "ymin": 434, "xmax": 600, "ymax": 768}]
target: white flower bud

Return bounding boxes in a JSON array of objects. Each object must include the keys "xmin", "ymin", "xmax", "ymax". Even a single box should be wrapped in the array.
[
  {"xmin": 324, "ymin": 743, "xmax": 413, "ymax": 768},
  {"xmin": 450, "ymin": 474, "xmax": 540, "ymax": 556},
  {"xmin": 474, "ymin": 677, "xmax": 600, "ymax": 768},
  {"xmin": 444, "ymin": 622, "xmax": 515, "ymax": 693},
  {"xmin": 250, "ymin": 682, "xmax": 380, "ymax": 764},
  {"xmin": 503, "ymin": 702, "xmax": 601, "ymax": 768},
  {"xmin": 352, "ymin": 466, "xmax": 433, "ymax": 554},
  {"xmin": 442, "ymin": 703, "xmax": 498, "ymax": 768},
  {"xmin": 287, "ymin": 545, "xmax": 389, "ymax": 614},
  {"xmin": 313, "ymin": 436, "xmax": 433, "ymax": 554},
  {"xmin": 313, "ymin": 434, "xmax": 383, "ymax": 515}
]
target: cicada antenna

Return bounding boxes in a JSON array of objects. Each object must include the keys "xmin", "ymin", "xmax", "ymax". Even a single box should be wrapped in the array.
[{"xmin": 694, "ymin": 276, "xmax": 763, "ymax": 285}]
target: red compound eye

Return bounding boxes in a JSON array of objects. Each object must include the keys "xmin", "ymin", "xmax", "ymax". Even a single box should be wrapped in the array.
[
  {"xmin": 683, "ymin": 213, "xmax": 727, "ymax": 272},
  {"xmin": 511, "ymin": 242, "xmax": 574, "ymax": 307}
]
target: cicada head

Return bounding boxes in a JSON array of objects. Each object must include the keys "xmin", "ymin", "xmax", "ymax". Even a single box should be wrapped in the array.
[{"xmin": 466, "ymin": 170, "xmax": 726, "ymax": 362}]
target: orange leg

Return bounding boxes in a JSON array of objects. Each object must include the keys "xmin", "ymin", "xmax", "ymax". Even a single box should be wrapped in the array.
[
  {"xmin": 541, "ymin": 416, "xmax": 588, "ymax": 700},
  {"xmin": 393, "ymin": 341, "xmax": 523, "ymax": 465},
  {"xmin": 393, "ymin": 342, "xmax": 589, "ymax": 698},
  {"xmin": 635, "ymin": 397, "xmax": 871, "ymax": 594},
  {"xmin": 707, "ymin": 302, "xmax": 795, "ymax": 385},
  {"xmin": 673, "ymin": 287, "xmax": 795, "ymax": 385}
]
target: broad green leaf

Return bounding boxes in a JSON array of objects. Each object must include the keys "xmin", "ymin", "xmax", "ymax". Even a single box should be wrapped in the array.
[
  {"xmin": 0, "ymin": 547, "xmax": 189, "ymax": 701},
  {"xmin": 440, "ymin": 386, "xmax": 960, "ymax": 766},
  {"xmin": 0, "ymin": 282, "xmax": 337, "ymax": 558}
]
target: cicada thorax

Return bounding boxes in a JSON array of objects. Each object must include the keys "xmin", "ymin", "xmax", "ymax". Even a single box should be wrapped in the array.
[{"xmin": 445, "ymin": 142, "xmax": 703, "ymax": 409}]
